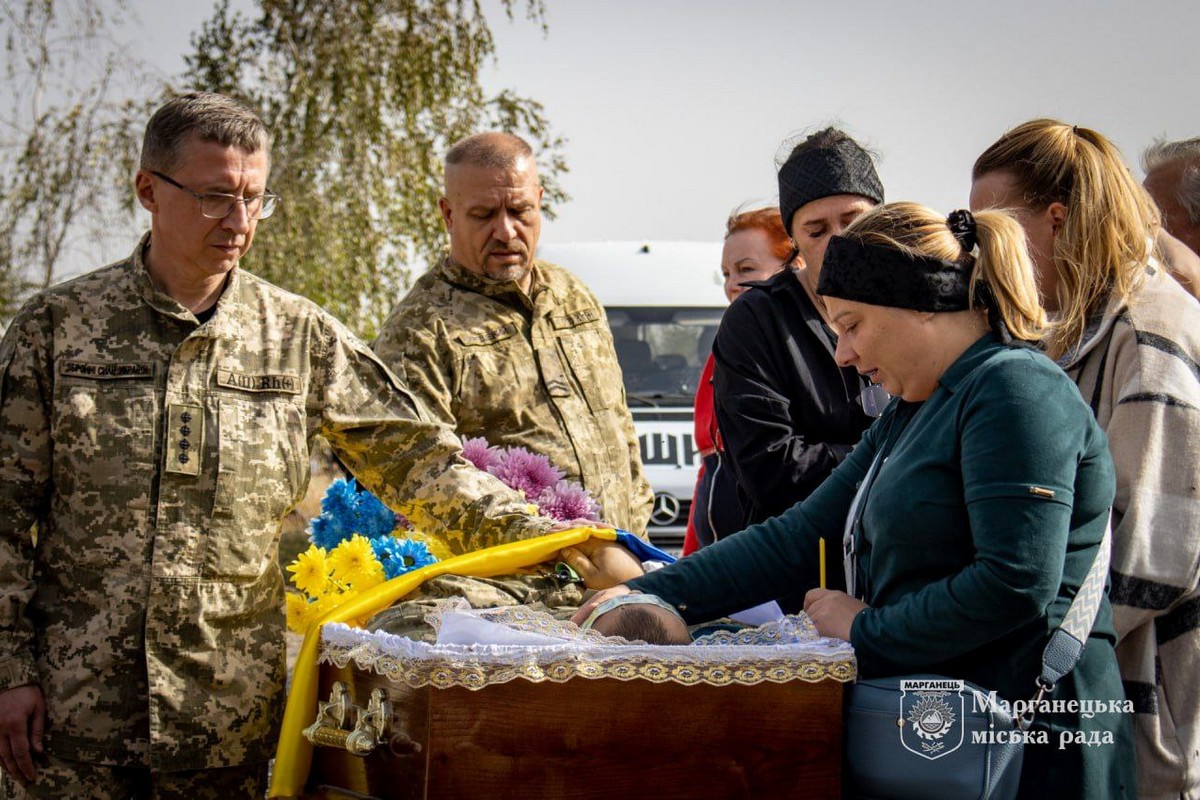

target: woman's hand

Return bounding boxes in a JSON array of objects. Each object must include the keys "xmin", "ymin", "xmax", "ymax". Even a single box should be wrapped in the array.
[
  {"xmin": 804, "ymin": 589, "xmax": 868, "ymax": 641},
  {"xmin": 570, "ymin": 585, "xmax": 633, "ymax": 626},
  {"xmin": 559, "ymin": 539, "xmax": 644, "ymax": 590}
]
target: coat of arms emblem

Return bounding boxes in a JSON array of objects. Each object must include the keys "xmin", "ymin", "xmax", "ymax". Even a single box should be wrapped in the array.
[{"xmin": 899, "ymin": 678, "xmax": 966, "ymax": 760}]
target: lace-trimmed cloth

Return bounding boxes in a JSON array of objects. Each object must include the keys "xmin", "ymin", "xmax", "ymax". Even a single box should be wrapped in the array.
[{"xmin": 318, "ymin": 602, "xmax": 857, "ymax": 690}]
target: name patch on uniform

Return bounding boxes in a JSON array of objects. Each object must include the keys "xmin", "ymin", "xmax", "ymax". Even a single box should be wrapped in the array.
[
  {"xmin": 550, "ymin": 308, "xmax": 602, "ymax": 329},
  {"xmin": 457, "ymin": 323, "xmax": 519, "ymax": 346},
  {"xmin": 216, "ymin": 371, "xmax": 301, "ymax": 394},
  {"xmin": 60, "ymin": 360, "xmax": 155, "ymax": 380}
]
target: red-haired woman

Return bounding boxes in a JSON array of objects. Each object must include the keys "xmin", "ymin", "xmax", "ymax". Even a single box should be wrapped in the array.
[{"xmin": 684, "ymin": 206, "xmax": 792, "ymax": 554}]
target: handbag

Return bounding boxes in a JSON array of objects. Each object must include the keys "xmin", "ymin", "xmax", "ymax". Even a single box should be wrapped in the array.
[{"xmin": 841, "ymin": 449, "xmax": 1112, "ymax": 800}]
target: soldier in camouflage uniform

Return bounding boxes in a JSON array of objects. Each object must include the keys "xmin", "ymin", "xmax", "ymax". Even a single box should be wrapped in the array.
[
  {"xmin": 0, "ymin": 93, "xmax": 559, "ymax": 798},
  {"xmin": 373, "ymin": 132, "xmax": 654, "ymax": 536}
]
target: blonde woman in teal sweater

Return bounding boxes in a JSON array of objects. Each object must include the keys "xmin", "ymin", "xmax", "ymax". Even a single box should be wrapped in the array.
[{"xmin": 576, "ymin": 202, "xmax": 1135, "ymax": 799}]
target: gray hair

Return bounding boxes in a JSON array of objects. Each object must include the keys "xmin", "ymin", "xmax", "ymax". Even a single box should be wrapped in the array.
[
  {"xmin": 1142, "ymin": 136, "xmax": 1200, "ymax": 224},
  {"xmin": 445, "ymin": 131, "xmax": 534, "ymax": 172},
  {"xmin": 141, "ymin": 92, "xmax": 270, "ymax": 173}
]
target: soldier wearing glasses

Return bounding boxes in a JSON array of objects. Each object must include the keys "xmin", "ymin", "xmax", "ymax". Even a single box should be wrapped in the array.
[{"xmin": 0, "ymin": 93, "xmax": 560, "ymax": 797}]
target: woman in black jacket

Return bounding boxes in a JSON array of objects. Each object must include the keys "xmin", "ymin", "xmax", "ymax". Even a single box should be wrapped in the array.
[{"xmin": 713, "ymin": 128, "xmax": 882, "ymax": 537}]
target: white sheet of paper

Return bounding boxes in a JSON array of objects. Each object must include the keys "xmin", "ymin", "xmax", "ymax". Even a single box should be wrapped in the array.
[{"xmin": 729, "ymin": 601, "xmax": 785, "ymax": 626}]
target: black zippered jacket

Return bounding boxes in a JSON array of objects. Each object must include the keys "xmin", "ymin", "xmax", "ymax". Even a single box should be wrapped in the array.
[{"xmin": 712, "ymin": 268, "xmax": 873, "ymax": 529}]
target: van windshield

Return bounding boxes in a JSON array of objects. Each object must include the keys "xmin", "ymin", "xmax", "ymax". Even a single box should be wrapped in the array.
[{"xmin": 607, "ymin": 306, "xmax": 725, "ymax": 406}]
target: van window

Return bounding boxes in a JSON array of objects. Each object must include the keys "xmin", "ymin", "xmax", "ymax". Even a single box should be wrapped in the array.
[{"xmin": 607, "ymin": 307, "xmax": 724, "ymax": 406}]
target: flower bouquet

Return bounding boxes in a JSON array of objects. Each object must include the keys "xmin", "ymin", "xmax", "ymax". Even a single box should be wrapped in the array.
[{"xmin": 285, "ymin": 436, "xmax": 600, "ymax": 632}]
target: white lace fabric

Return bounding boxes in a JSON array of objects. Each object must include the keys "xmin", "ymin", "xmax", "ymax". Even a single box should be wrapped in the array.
[{"xmin": 319, "ymin": 600, "xmax": 857, "ymax": 689}]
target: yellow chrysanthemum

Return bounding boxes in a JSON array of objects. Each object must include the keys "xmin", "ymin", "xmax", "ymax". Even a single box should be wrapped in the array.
[
  {"xmin": 350, "ymin": 567, "xmax": 385, "ymax": 593},
  {"xmin": 328, "ymin": 535, "xmax": 382, "ymax": 586},
  {"xmin": 308, "ymin": 593, "xmax": 341, "ymax": 621},
  {"xmin": 285, "ymin": 592, "xmax": 314, "ymax": 633},
  {"xmin": 286, "ymin": 545, "xmax": 330, "ymax": 597}
]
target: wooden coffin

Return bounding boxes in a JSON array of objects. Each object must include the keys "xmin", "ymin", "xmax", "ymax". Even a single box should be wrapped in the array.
[{"xmin": 304, "ymin": 657, "xmax": 847, "ymax": 799}]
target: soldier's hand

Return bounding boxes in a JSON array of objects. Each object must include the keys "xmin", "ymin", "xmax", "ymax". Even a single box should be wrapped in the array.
[
  {"xmin": 0, "ymin": 683, "xmax": 45, "ymax": 785},
  {"xmin": 559, "ymin": 539, "xmax": 643, "ymax": 590}
]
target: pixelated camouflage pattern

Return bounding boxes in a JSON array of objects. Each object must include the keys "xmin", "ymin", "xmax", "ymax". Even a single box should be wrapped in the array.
[
  {"xmin": 364, "ymin": 569, "xmax": 584, "ymax": 642},
  {"xmin": 0, "ymin": 234, "xmax": 550, "ymax": 771},
  {"xmin": 1, "ymin": 752, "xmax": 269, "ymax": 798},
  {"xmin": 374, "ymin": 256, "xmax": 654, "ymax": 534}
]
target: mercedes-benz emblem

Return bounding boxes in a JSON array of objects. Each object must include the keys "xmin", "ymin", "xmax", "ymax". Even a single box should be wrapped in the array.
[{"xmin": 649, "ymin": 492, "xmax": 682, "ymax": 526}]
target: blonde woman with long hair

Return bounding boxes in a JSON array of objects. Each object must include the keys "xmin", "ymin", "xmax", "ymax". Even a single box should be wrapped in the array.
[
  {"xmin": 578, "ymin": 202, "xmax": 1134, "ymax": 799},
  {"xmin": 972, "ymin": 119, "xmax": 1200, "ymax": 800}
]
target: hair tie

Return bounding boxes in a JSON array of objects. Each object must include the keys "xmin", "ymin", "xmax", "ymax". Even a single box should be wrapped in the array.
[{"xmin": 947, "ymin": 209, "xmax": 977, "ymax": 253}]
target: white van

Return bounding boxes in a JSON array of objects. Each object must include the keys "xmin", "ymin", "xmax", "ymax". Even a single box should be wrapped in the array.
[{"xmin": 536, "ymin": 241, "xmax": 726, "ymax": 551}]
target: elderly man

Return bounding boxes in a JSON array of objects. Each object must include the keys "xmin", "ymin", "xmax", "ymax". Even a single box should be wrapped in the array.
[
  {"xmin": 374, "ymin": 132, "xmax": 653, "ymax": 536},
  {"xmin": 0, "ymin": 93, "xmax": 573, "ymax": 798},
  {"xmin": 1143, "ymin": 137, "xmax": 1200, "ymax": 299}
]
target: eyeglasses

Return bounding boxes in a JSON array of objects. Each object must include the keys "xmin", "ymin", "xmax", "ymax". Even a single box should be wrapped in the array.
[{"xmin": 150, "ymin": 171, "xmax": 280, "ymax": 220}]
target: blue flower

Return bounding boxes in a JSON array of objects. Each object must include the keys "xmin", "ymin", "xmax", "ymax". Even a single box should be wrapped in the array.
[
  {"xmin": 356, "ymin": 489, "xmax": 398, "ymax": 540},
  {"xmin": 372, "ymin": 537, "xmax": 438, "ymax": 580},
  {"xmin": 320, "ymin": 478, "xmax": 360, "ymax": 521},
  {"xmin": 309, "ymin": 478, "xmax": 398, "ymax": 549},
  {"xmin": 309, "ymin": 513, "xmax": 344, "ymax": 551}
]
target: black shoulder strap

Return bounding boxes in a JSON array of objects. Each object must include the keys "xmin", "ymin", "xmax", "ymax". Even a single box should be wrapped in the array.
[{"xmin": 1088, "ymin": 333, "xmax": 1113, "ymax": 418}]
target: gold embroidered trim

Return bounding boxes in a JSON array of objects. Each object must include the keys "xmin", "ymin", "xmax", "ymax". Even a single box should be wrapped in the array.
[{"xmin": 320, "ymin": 646, "xmax": 857, "ymax": 689}]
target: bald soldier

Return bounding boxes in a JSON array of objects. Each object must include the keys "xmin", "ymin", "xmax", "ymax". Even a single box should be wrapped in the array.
[
  {"xmin": 0, "ymin": 94, "xmax": 639, "ymax": 798},
  {"xmin": 374, "ymin": 132, "xmax": 654, "ymax": 536}
]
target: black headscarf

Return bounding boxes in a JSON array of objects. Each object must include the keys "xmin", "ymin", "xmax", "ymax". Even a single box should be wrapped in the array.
[{"xmin": 777, "ymin": 130, "xmax": 884, "ymax": 234}]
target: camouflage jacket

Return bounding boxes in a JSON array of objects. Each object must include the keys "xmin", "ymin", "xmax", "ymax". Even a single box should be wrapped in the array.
[
  {"xmin": 374, "ymin": 256, "xmax": 653, "ymax": 534},
  {"xmin": 0, "ymin": 235, "xmax": 550, "ymax": 771}
]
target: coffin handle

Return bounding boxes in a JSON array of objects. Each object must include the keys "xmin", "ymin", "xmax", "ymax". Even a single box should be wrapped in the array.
[{"xmin": 303, "ymin": 683, "xmax": 390, "ymax": 758}]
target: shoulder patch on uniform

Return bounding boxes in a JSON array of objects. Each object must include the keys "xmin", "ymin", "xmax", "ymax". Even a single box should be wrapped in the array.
[
  {"xmin": 59, "ymin": 359, "xmax": 155, "ymax": 380},
  {"xmin": 550, "ymin": 308, "xmax": 602, "ymax": 329},
  {"xmin": 216, "ymin": 370, "xmax": 301, "ymax": 394}
]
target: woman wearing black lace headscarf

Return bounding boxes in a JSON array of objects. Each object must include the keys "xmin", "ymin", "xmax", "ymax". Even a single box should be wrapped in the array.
[{"xmin": 708, "ymin": 128, "xmax": 882, "ymax": 607}]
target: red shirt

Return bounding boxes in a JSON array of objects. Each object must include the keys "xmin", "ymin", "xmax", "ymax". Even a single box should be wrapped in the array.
[
  {"xmin": 684, "ymin": 354, "xmax": 719, "ymax": 555},
  {"xmin": 693, "ymin": 353, "xmax": 717, "ymax": 455}
]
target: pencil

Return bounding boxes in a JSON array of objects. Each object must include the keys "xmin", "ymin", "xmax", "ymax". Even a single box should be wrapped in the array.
[{"xmin": 819, "ymin": 537, "xmax": 826, "ymax": 589}]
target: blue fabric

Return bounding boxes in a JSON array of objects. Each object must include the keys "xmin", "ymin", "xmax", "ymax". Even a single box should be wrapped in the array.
[{"xmin": 615, "ymin": 530, "xmax": 676, "ymax": 565}]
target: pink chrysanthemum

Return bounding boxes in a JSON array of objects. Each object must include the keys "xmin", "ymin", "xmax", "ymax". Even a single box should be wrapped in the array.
[
  {"xmin": 536, "ymin": 480, "xmax": 601, "ymax": 522},
  {"xmin": 489, "ymin": 446, "xmax": 564, "ymax": 499},
  {"xmin": 461, "ymin": 436, "xmax": 504, "ymax": 472}
]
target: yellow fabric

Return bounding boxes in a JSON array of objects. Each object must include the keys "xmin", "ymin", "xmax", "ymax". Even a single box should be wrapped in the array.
[{"xmin": 268, "ymin": 526, "xmax": 616, "ymax": 798}]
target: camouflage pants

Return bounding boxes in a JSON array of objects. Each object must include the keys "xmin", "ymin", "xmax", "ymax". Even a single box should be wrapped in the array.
[
  {"xmin": 365, "ymin": 570, "xmax": 585, "ymax": 641},
  {"xmin": 0, "ymin": 756, "xmax": 269, "ymax": 799}
]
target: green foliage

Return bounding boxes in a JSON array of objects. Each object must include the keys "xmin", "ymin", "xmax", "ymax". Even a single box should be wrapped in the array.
[
  {"xmin": 0, "ymin": 0, "xmax": 150, "ymax": 323},
  {"xmin": 185, "ymin": 0, "xmax": 569, "ymax": 336}
]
